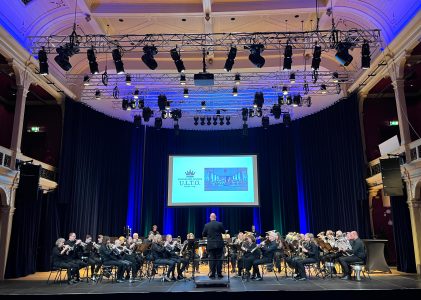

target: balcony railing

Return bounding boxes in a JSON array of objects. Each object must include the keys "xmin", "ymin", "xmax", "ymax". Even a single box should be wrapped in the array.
[{"xmin": 0, "ymin": 145, "xmax": 56, "ymax": 181}]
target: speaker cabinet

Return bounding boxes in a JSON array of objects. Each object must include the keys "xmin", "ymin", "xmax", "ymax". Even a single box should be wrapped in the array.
[{"xmin": 380, "ymin": 158, "xmax": 404, "ymax": 196}]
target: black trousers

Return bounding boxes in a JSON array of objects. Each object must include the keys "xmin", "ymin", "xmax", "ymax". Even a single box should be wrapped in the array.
[
  {"xmin": 53, "ymin": 261, "xmax": 78, "ymax": 282},
  {"xmin": 252, "ymin": 257, "xmax": 272, "ymax": 276},
  {"xmin": 230, "ymin": 252, "xmax": 238, "ymax": 270},
  {"xmin": 338, "ymin": 255, "xmax": 363, "ymax": 275},
  {"xmin": 208, "ymin": 247, "xmax": 223, "ymax": 276},
  {"xmin": 154, "ymin": 258, "xmax": 176, "ymax": 277},
  {"xmin": 103, "ymin": 259, "xmax": 125, "ymax": 280},
  {"xmin": 87, "ymin": 256, "xmax": 102, "ymax": 274},
  {"xmin": 287, "ymin": 257, "xmax": 317, "ymax": 278},
  {"xmin": 238, "ymin": 255, "xmax": 255, "ymax": 274}
]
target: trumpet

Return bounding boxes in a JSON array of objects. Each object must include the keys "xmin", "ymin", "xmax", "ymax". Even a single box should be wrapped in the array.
[{"xmin": 92, "ymin": 242, "xmax": 101, "ymax": 250}]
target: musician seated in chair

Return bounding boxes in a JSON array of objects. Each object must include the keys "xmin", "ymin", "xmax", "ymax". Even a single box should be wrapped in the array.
[
  {"xmin": 98, "ymin": 236, "xmax": 126, "ymax": 283},
  {"xmin": 236, "ymin": 234, "xmax": 259, "ymax": 280},
  {"xmin": 164, "ymin": 234, "xmax": 189, "ymax": 280},
  {"xmin": 251, "ymin": 231, "xmax": 278, "ymax": 280},
  {"xmin": 273, "ymin": 232, "xmax": 285, "ymax": 272},
  {"xmin": 181, "ymin": 233, "xmax": 200, "ymax": 273},
  {"xmin": 286, "ymin": 233, "xmax": 319, "ymax": 281},
  {"xmin": 52, "ymin": 238, "xmax": 79, "ymax": 284},
  {"xmin": 82, "ymin": 234, "xmax": 102, "ymax": 281},
  {"xmin": 338, "ymin": 231, "xmax": 366, "ymax": 280},
  {"xmin": 151, "ymin": 234, "xmax": 176, "ymax": 282},
  {"xmin": 64, "ymin": 232, "xmax": 87, "ymax": 282}
]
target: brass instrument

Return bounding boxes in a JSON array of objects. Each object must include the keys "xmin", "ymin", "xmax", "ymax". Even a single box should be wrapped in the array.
[{"xmin": 92, "ymin": 242, "xmax": 101, "ymax": 250}]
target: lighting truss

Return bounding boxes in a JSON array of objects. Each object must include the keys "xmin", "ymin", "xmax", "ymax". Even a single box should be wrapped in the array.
[{"xmin": 29, "ymin": 29, "xmax": 381, "ymax": 54}]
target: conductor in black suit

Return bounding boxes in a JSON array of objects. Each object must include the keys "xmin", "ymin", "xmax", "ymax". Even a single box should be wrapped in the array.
[{"xmin": 202, "ymin": 213, "xmax": 225, "ymax": 278}]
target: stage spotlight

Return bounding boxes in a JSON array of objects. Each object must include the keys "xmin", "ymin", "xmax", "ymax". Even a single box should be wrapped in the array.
[
  {"xmin": 154, "ymin": 117, "xmax": 162, "ymax": 130},
  {"xmin": 200, "ymin": 116, "xmax": 205, "ymax": 126},
  {"xmin": 235, "ymin": 73, "xmax": 241, "ymax": 85},
  {"xmin": 242, "ymin": 108, "xmax": 248, "ymax": 121},
  {"xmin": 254, "ymin": 92, "xmax": 264, "ymax": 108},
  {"xmin": 262, "ymin": 116, "xmax": 269, "ymax": 129},
  {"xmin": 292, "ymin": 94, "xmax": 301, "ymax": 107},
  {"xmin": 206, "ymin": 116, "xmax": 212, "ymax": 126},
  {"xmin": 311, "ymin": 45, "xmax": 322, "ymax": 70},
  {"xmin": 242, "ymin": 122, "xmax": 248, "ymax": 136},
  {"xmin": 83, "ymin": 75, "xmax": 90, "ymax": 86},
  {"xmin": 201, "ymin": 101, "xmax": 206, "ymax": 110},
  {"xmin": 165, "ymin": 101, "xmax": 171, "ymax": 111},
  {"xmin": 286, "ymin": 95, "xmax": 292, "ymax": 106},
  {"xmin": 282, "ymin": 86, "xmax": 288, "ymax": 95},
  {"xmin": 38, "ymin": 47, "xmax": 48, "ymax": 75},
  {"xmin": 183, "ymin": 88, "xmax": 189, "ymax": 98},
  {"xmin": 134, "ymin": 115, "xmax": 142, "ymax": 128},
  {"xmin": 271, "ymin": 104, "xmax": 281, "ymax": 119},
  {"xmin": 122, "ymin": 99, "xmax": 129, "ymax": 110},
  {"xmin": 361, "ymin": 41, "xmax": 371, "ymax": 69},
  {"xmin": 335, "ymin": 42, "xmax": 353, "ymax": 66},
  {"xmin": 213, "ymin": 116, "xmax": 218, "ymax": 126},
  {"xmin": 283, "ymin": 44, "xmax": 293, "ymax": 70},
  {"xmin": 321, "ymin": 84, "xmax": 327, "ymax": 94},
  {"xmin": 283, "ymin": 113, "xmax": 291, "ymax": 127},
  {"xmin": 306, "ymin": 96, "xmax": 312, "ymax": 107},
  {"xmin": 170, "ymin": 48, "xmax": 185, "ymax": 73},
  {"xmin": 142, "ymin": 45, "xmax": 158, "ymax": 70},
  {"xmin": 129, "ymin": 99, "xmax": 136, "ymax": 110},
  {"xmin": 172, "ymin": 109, "xmax": 182, "ymax": 121},
  {"xmin": 226, "ymin": 116, "xmax": 231, "ymax": 125},
  {"xmin": 95, "ymin": 89, "xmax": 101, "ymax": 100},
  {"xmin": 87, "ymin": 47, "xmax": 99, "ymax": 74},
  {"xmin": 54, "ymin": 43, "xmax": 79, "ymax": 71},
  {"xmin": 278, "ymin": 95, "xmax": 285, "ymax": 106},
  {"xmin": 233, "ymin": 86, "xmax": 238, "ymax": 96},
  {"xmin": 194, "ymin": 116, "xmax": 199, "ymax": 126},
  {"xmin": 125, "ymin": 74, "xmax": 132, "ymax": 85},
  {"xmin": 142, "ymin": 107, "xmax": 153, "ymax": 122},
  {"xmin": 289, "ymin": 73, "xmax": 296, "ymax": 84},
  {"xmin": 134, "ymin": 88, "xmax": 139, "ymax": 99},
  {"xmin": 158, "ymin": 94, "xmax": 167, "ymax": 111},
  {"xmin": 180, "ymin": 73, "xmax": 186, "ymax": 85},
  {"xmin": 138, "ymin": 99, "xmax": 145, "ymax": 109},
  {"xmin": 248, "ymin": 44, "xmax": 265, "ymax": 68},
  {"xmin": 224, "ymin": 47, "xmax": 237, "ymax": 72},
  {"xmin": 112, "ymin": 48, "xmax": 125, "ymax": 74},
  {"xmin": 332, "ymin": 72, "xmax": 339, "ymax": 83}
]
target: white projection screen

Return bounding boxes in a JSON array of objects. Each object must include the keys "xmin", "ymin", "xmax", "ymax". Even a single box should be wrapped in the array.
[{"xmin": 168, "ymin": 155, "xmax": 259, "ymax": 207}]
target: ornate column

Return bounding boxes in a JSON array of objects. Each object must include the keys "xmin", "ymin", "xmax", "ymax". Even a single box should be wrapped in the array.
[
  {"xmin": 407, "ymin": 198, "xmax": 421, "ymax": 274},
  {"xmin": 9, "ymin": 62, "xmax": 32, "ymax": 170},
  {"xmin": 0, "ymin": 205, "xmax": 16, "ymax": 280}
]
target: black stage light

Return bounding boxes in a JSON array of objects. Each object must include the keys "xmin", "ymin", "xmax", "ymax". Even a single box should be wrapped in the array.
[
  {"xmin": 129, "ymin": 99, "xmax": 136, "ymax": 110},
  {"xmin": 226, "ymin": 116, "xmax": 231, "ymax": 126},
  {"xmin": 332, "ymin": 72, "xmax": 339, "ymax": 83},
  {"xmin": 282, "ymin": 86, "xmax": 288, "ymax": 95},
  {"xmin": 219, "ymin": 118, "xmax": 224, "ymax": 125},
  {"xmin": 321, "ymin": 84, "xmax": 327, "ymax": 94},
  {"xmin": 304, "ymin": 82, "xmax": 309, "ymax": 94},
  {"xmin": 83, "ymin": 75, "xmax": 90, "ymax": 86},
  {"xmin": 87, "ymin": 47, "xmax": 99, "ymax": 74},
  {"xmin": 248, "ymin": 44, "xmax": 265, "ymax": 68},
  {"xmin": 292, "ymin": 94, "xmax": 301, "ymax": 107},
  {"xmin": 174, "ymin": 122, "xmax": 180, "ymax": 136},
  {"xmin": 335, "ymin": 42, "xmax": 353, "ymax": 66},
  {"xmin": 206, "ymin": 116, "xmax": 212, "ymax": 126},
  {"xmin": 361, "ymin": 41, "xmax": 371, "ymax": 69},
  {"xmin": 142, "ymin": 45, "xmax": 158, "ymax": 70},
  {"xmin": 224, "ymin": 47, "xmax": 237, "ymax": 72},
  {"xmin": 194, "ymin": 116, "xmax": 199, "ymax": 126},
  {"xmin": 271, "ymin": 104, "xmax": 281, "ymax": 119},
  {"xmin": 306, "ymin": 96, "xmax": 312, "ymax": 107},
  {"xmin": 54, "ymin": 43, "xmax": 79, "ymax": 71},
  {"xmin": 122, "ymin": 99, "xmax": 129, "ymax": 110},
  {"xmin": 289, "ymin": 73, "xmax": 296, "ymax": 84},
  {"xmin": 170, "ymin": 48, "xmax": 185, "ymax": 73},
  {"xmin": 133, "ymin": 115, "xmax": 142, "ymax": 128},
  {"xmin": 200, "ymin": 116, "xmax": 205, "ymax": 126},
  {"xmin": 311, "ymin": 45, "xmax": 322, "ymax": 70},
  {"xmin": 255, "ymin": 108, "xmax": 263, "ymax": 118},
  {"xmin": 283, "ymin": 113, "xmax": 291, "ymax": 127},
  {"xmin": 213, "ymin": 116, "xmax": 218, "ymax": 126},
  {"xmin": 134, "ymin": 88, "xmax": 139, "ymax": 99},
  {"xmin": 233, "ymin": 86, "xmax": 238, "ymax": 96},
  {"xmin": 242, "ymin": 108, "xmax": 248, "ymax": 121},
  {"xmin": 254, "ymin": 92, "xmax": 264, "ymax": 108},
  {"xmin": 234, "ymin": 73, "xmax": 241, "ymax": 85},
  {"xmin": 180, "ymin": 73, "xmax": 186, "ymax": 85},
  {"xmin": 286, "ymin": 95, "xmax": 292, "ymax": 106},
  {"xmin": 242, "ymin": 122, "xmax": 248, "ymax": 136},
  {"xmin": 278, "ymin": 95, "xmax": 285, "ymax": 106},
  {"xmin": 138, "ymin": 99, "xmax": 145, "ymax": 109},
  {"xmin": 183, "ymin": 88, "xmax": 189, "ymax": 98},
  {"xmin": 95, "ymin": 89, "xmax": 101, "ymax": 100},
  {"xmin": 172, "ymin": 109, "xmax": 182, "ymax": 121},
  {"xmin": 38, "ymin": 47, "xmax": 48, "ymax": 75},
  {"xmin": 158, "ymin": 94, "xmax": 167, "ymax": 111},
  {"xmin": 154, "ymin": 117, "xmax": 162, "ymax": 130},
  {"xmin": 142, "ymin": 107, "xmax": 153, "ymax": 122},
  {"xmin": 125, "ymin": 74, "xmax": 132, "ymax": 85},
  {"xmin": 201, "ymin": 101, "xmax": 206, "ymax": 110},
  {"xmin": 262, "ymin": 116, "xmax": 269, "ymax": 129},
  {"xmin": 112, "ymin": 48, "xmax": 125, "ymax": 74},
  {"xmin": 283, "ymin": 44, "xmax": 293, "ymax": 70},
  {"xmin": 165, "ymin": 101, "xmax": 171, "ymax": 111}
]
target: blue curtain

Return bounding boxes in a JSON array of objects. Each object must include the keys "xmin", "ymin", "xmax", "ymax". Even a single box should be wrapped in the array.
[{"xmin": 57, "ymin": 99, "xmax": 133, "ymax": 239}]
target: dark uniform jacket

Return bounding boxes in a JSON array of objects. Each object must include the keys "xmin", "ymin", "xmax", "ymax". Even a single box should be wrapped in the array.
[{"xmin": 202, "ymin": 220, "xmax": 225, "ymax": 250}]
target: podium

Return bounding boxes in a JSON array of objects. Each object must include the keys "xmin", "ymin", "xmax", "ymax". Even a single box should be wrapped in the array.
[{"xmin": 362, "ymin": 239, "xmax": 391, "ymax": 273}]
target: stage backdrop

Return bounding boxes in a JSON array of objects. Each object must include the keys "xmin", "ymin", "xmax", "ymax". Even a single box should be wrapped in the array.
[{"xmin": 57, "ymin": 94, "xmax": 369, "ymax": 241}]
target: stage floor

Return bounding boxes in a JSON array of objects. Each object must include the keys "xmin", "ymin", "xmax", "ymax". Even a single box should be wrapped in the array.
[{"xmin": 1, "ymin": 267, "xmax": 421, "ymax": 298}]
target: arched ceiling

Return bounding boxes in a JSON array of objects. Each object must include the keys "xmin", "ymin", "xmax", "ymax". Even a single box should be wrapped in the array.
[{"xmin": 0, "ymin": 0, "xmax": 419, "ymax": 129}]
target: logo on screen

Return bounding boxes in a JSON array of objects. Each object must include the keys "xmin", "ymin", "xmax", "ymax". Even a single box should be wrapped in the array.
[
  {"xmin": 185, "ymin": 169, "xmax": 196, "ymax": 177},
  {"xmin": 204, "ymin": 168, "xmax": 248, "ymax": 191}
]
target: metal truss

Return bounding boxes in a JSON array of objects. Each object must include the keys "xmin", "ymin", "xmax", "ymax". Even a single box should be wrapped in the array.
[{"xmin": 29, "ymin": 29, "xmax": 381, "ymax": 54}]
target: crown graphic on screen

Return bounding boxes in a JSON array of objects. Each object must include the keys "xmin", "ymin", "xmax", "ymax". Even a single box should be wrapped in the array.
[{"xmin": 185, "ymin": 169, "xmax": 195, "ymax": 176}]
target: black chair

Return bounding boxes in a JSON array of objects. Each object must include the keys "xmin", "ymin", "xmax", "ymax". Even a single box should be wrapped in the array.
[
  {"xmin": 260, "ymin": 260, "xmax": 279, "ymax": 281},
  {"xmin": 47, "ymin": 256, "xmax": 66, "ymax": 285},
  {"xmin": 304, "ymin": 261, "xmax": 325, "ymax": 279},
  {"xmin": 97, "ymin": 265, "xmax": 117, "ymax": 284},
  {"xmin": 147, "ymin": 261, "xmax": 168, "ymax": 282}
]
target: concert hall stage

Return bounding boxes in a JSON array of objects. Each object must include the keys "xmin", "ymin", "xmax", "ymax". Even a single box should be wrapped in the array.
[{"xmin": 1, "ymin": 270, "xmax": 421, "ymax": 300}]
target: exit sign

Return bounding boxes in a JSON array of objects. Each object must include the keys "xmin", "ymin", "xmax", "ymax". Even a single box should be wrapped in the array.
[{"xmin": 389, "ymin": 121, "xmax": 399, "ymax": 126}]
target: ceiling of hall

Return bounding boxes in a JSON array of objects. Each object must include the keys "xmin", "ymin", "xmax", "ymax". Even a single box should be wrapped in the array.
[{"xmin": 0, "ymin": 0, "xmax": 419, "ymax": 129}]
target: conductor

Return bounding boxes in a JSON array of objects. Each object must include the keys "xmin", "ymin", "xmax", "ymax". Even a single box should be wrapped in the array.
[{"xmin": 202, "ymin": 213, "xmax": 225, "ymax": 279}]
